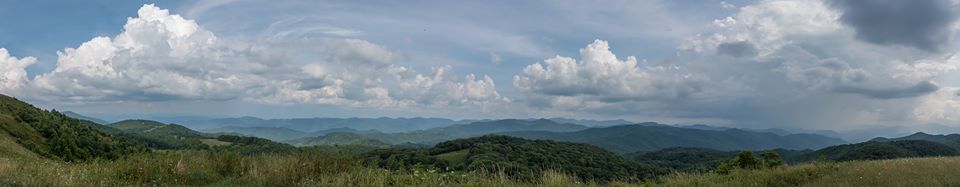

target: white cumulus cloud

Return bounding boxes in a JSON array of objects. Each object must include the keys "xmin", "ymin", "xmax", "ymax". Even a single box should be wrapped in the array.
[
  {"xmin": 19, "ymin": 4, "xmax": 506, "ymax": 110},
  {"xmin": 514, "ymin": 40, "xmax": 706, "ymax": 106},
  {"xmin": 0, "ymin": 48, "xmax": 36, "ymax": 94}
]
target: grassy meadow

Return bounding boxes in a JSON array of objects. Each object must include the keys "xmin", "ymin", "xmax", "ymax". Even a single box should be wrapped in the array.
[
  {"xmin": 1, "ymin": 147, "xmax": 960, "ymax": 186},
  {"xmin": 0, "ymin": 150, "xmax": 571, "ymax": 186},
  {"xmin": 653, "ymin": 157, "xmax": 960, "ymax": 187}
]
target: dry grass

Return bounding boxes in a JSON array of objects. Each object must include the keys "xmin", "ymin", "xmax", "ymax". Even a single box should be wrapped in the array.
[
  {"xmin": 3, "ymin": 149, "xmax": 960, "ymax": 186},
  {"xmin": 0, "ymin": 130, "xmax": 37, "ymax": 159},
  {"xmin": 649, "ymin": 157, "xmax": 960, "ymax": 187},
  {"xmin": 0, "ymin": 150, "xmax": 534, "ymax": 186},
  {"xmin": 199, "ymin": 138, "xmax": 232, "ymax": 146}
]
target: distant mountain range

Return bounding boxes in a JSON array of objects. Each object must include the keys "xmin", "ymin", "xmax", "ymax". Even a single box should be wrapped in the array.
[
  {"xmin": 285, "ymin": 132, "xmax": 391, "ymax": 147},
  {"xmin": 58, "ymin": 110, "xmax": 855, "ymax": 154},
  {"xmin": 61, "ymin": 111, "xmax": 111, "ymax": 125},
  {"xmin": 203, "ymin": 126, "xmax": 377, "ymax": 141},
  {"xmin": 501, "ymin": 122, "xmax": 847, "ymax": 153},
  {"xmin": 181, "ymin": 116, "xmax": 479, "ymax": 133},
  {"xmin": 276, "ymin": 120, "xmax": 848, "ymax": 154},
  {"xmin": 540, "ymin": 118, "xmax": 633, "ymax": 126},
  {"xmin": 179, "ymin": 116, "xmax": 635, "ymax": 133},
  {"xmin": 64, "ymin": 109, "xmax": 960, "ymax": 144},
  {"xmin": 283, "ymin": 119, "xmax": 588, "ymax": 147},
  {"xmin": 418, "ymin": 119, "xmax": 587, "ymax": 136}
]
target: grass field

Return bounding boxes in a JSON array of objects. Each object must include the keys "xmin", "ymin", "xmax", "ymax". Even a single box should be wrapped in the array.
[
  {"xmin": 200, "ymin": 139, "xmax": 232, "ymax": 146},
  {"xmin": 1, "ymin": 147, "xmax": 960, "ymax": 187},
  {"xmin": 650, "ymin": 157, "xmax": 960, "ymax": 187}
]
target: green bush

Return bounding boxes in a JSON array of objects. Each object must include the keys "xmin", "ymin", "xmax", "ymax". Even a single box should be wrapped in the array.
[{"xmin": 717, "ymin": 151, "xmax": 784, "ymax": 174}]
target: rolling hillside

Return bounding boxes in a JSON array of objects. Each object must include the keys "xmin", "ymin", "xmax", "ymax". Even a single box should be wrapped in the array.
[
  {"xmin": 501, "ymin": 123, "xmax": 846, "ymax": 153},
  {"xmin": 801, "ymin": 140, "xmax": 959, "ymax": 162},
  {"xmin": 204, "ymin": 126, "xmax": 309, "ymax": 141},
  {"xmin": 0, "ymin": 94, "xmax": 145, "ymax": 161},
  {"xmin": 108, "ymin": 120, "xmax": 217, "ymax": 149}
]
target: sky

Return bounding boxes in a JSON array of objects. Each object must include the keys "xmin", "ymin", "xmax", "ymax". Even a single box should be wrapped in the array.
[{"xmin": 2, "ymin": 0, "xmax": 960, "ymax": 133}]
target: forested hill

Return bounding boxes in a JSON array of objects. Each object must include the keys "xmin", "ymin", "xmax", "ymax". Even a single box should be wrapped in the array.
[
  {"xmin": 362, "ymin": 135, "xmax": 664, "ymax": 182},
  {"xmin": 806, "ymin": 140, "xmax": 959, "ymax": 162},
  {"xmin": 107, "ymin": 119, "xmax": 214, "ymax": 150},
  {"xmin": 0, "ymin": 94, "xmax": 145, "ymax": 161},
  {"xmin": 501, "ymin": 123, "xmax": 846, "ymax": 153},
  {"xmin": 871, "ymin": 132, "xmax": 960, "ymax": 149}
]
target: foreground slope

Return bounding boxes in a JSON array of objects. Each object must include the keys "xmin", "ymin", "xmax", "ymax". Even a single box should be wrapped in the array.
[{"xmin": 0, "ymin": 94, "xmax": 144, "ymax": 161}]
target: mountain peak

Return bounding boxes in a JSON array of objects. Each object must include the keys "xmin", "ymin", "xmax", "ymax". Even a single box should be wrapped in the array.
[
  {"xmin": 909, "ymin": 132, "xmax": 933, "ymax": 137},
  {"xmin": 237, "ymin": 116, "xmax": 264, "ymax": 120}
]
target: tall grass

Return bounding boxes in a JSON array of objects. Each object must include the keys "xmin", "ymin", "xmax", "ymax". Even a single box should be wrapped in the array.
[
  {"xmin": 0, "ymin": 150, "xmax": 540, "ymax": 186},
  {"xmin": 4, "ymin": 151, "xmax": 960, "ymax": 186},
  {"xmin": 650, "ymin": 157, "xmax": 960, "ymax": 187}
]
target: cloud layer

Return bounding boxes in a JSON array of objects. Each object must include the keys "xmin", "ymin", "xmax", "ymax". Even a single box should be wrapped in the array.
[
  {"xmin": 3, "ymin": 1, "xmax": 960, "ymax": 131},
  {"xmin": 5, "ymin": 4, "xmax": 508, "ymax": 110},
  {"xmin": 507, "ymin": 0, "xmax": 960, "ymax": 128},
  {"xmin": 830, "ymin": 0, "xmax": 959, "ymax": 51}
]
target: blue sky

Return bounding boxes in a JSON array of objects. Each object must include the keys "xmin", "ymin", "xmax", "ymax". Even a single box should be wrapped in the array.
[{"xmin": 2, "ymin": 0, "xmax": 960, "ymax": 133}]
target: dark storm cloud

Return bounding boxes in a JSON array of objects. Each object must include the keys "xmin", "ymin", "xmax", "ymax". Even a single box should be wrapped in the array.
[
  {"xmin": 716, "ymin": 41, "xmax": 758, "ymax": 57},
  {"xmin": 830, "ymin": 0, "xmax": 959, "ymax": 52},
  {"xmin": 833, "ymin": 81, "xmax": 939, "ymax": 99}
]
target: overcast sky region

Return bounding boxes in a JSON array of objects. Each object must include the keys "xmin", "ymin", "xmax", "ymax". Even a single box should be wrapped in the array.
[{"xmin": 3, "ymin": 0, "xmax": 960, "ymax": 132}]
